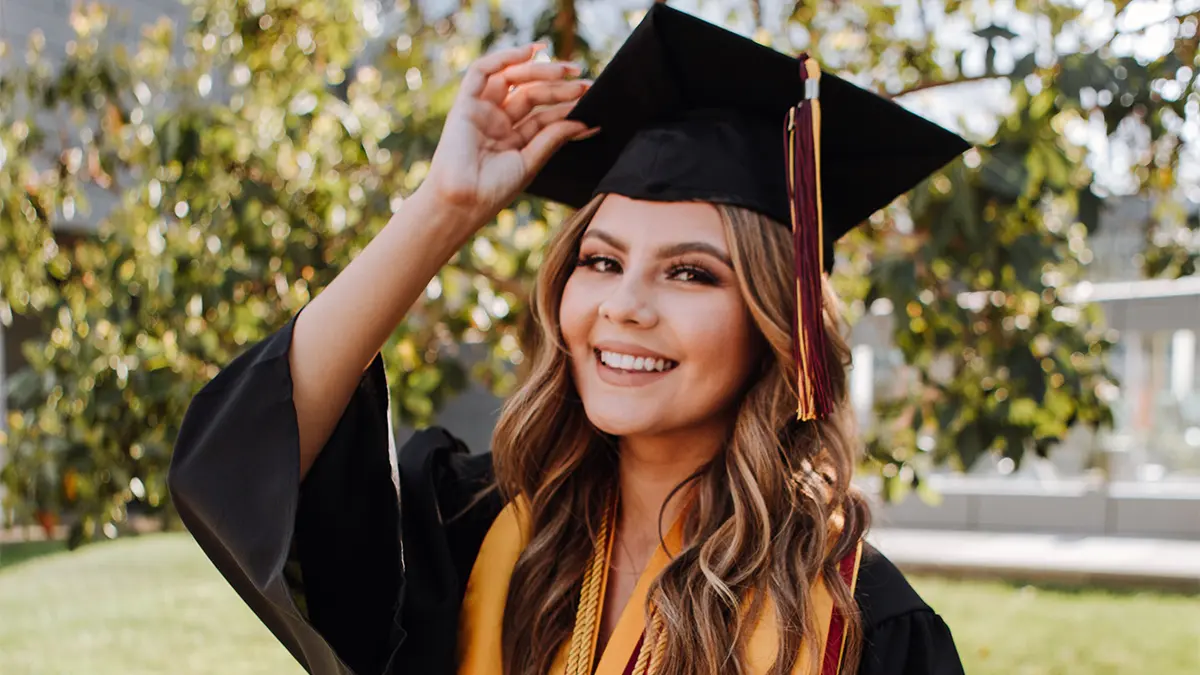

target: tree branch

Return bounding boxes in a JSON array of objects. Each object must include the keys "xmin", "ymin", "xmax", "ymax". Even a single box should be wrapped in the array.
[
  {"xmin": 555, "ymin": 0, "xmax": 577, "ymax": 60},
  {"xmin": 887, "ymin": 74, "xmax": 1010, "ymax": 99}
]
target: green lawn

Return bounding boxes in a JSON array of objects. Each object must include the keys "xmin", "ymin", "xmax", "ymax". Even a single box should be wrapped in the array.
[
  {"xmin": 0, "ymin": 533, "xmax": 1196, "ymax": 674},
  {"xmin": 0, "ymin": 539, "xmax": 67, "ymax": 571},
  {"xmin": 916, "ymin": 576, "xmax": 1199, "ymax": 674},
  {"xmin": 0, "ymin": 534, "xmax": 299, "ymax": 674}
]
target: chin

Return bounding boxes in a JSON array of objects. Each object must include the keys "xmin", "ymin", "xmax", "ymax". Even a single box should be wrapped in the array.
[{"xmin": 581, "ymin": 400, "xmax": 669, "ymax": 437}]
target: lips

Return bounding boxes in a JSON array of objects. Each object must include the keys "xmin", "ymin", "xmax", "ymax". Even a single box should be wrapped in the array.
[{"xmin": 591, "ymin": 348, "xmax": 678, "ymax": 388}]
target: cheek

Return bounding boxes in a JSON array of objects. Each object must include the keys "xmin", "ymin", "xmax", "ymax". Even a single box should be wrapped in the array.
[
  {"xmin": 558, "ymin": 276, "xmax": 594, "ymax": 354},
  {"xmin": 675, "ymin": 297, "xmax": 757, "ymax": 385}
]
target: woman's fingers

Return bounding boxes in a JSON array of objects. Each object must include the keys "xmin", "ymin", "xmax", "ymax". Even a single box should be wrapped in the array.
[
  {"xmin": 522, "ymin": 118, "xmax": 593, "ymax": 171},
  {"xmin": 455, "ymin": 43, "xmax": 596, "ymax": 174},
  {"xmin": 492, "ymin": 101, "xmax": 580, "ymax": 152},
  {"xmin": 502, "ymin": 79, "xmax": 592, "ymax": 122},
  {"xmin": 489, "ymin": 102, "xmax": 571, "ymax": 151},
  {"xmin": 480, "ymin": 60, "xmax": 581, "ymax": 105},
  {"xmin": 459, "ymin": 43, "xmax": 545, "ymax": 100},
  {"xmin": 503, "ymin": 60, "xmax": 582, "ymax": 86},
  {"xmin": 496, "ymin": 101, "xmax": 597, "ymax": 153}
]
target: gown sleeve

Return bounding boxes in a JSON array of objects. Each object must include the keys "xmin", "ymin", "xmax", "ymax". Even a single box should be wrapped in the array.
[
  {"xmin": 167, "ymin": 311, "xmax": 500, "ymax": 675},
  {"xmin": 854, "ymin": 545, "xmax": 966, "ymax": 675}
]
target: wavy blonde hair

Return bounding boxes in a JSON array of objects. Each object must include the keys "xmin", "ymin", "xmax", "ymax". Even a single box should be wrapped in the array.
[{"xmin": 492, "ymin": 195, "xmax": 871, "ymax": 675}]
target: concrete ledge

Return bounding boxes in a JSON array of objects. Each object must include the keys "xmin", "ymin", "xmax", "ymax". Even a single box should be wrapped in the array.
[
  {"xmin": 862, "ymin": 477, "xmax": 1200, "ymax": 539},
  {"xmin": 1112, "ymin": 495, "xmax": 1200, "ymax": 538},
  {"xmin": 974, "ymin": 491, "xmax": 1108, "ymax": 533},
  {"xmin": 868, "ymin": 528, "xmax": 1200, "ymax": 593},
  {"xmin": 870, "ymin": 493, "xmax": 972, "ymax": 529}
]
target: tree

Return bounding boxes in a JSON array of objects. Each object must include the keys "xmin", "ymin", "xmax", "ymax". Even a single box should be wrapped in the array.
[
  {"xmin": 781, "ymin": 0, "xmax": 1197, "ymax": 495},
  {"xmin": 0, "ymin": 0, "xmax": 1195, "ymax": 539}
]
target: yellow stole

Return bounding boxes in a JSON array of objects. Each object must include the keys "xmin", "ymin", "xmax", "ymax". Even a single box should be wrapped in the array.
[{"xmin": 456, "ymin": 500, "xmax": 863, "ymax": 675}]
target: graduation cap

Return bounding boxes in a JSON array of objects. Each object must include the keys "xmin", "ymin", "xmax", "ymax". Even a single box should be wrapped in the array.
[{"xmin": 526, "ymin": 4, "xmax": 970, "ymax": 421}]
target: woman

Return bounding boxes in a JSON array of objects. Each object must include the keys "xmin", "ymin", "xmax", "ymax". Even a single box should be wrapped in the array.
[{"xmin": 170, "ymin": 6, "xmax": 967, "ymax": 675}]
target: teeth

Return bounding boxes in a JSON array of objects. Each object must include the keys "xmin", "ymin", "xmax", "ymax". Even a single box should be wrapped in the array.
[{"xmin": 599, "ymin": 350, "xmax": 675, "ymax": 372}]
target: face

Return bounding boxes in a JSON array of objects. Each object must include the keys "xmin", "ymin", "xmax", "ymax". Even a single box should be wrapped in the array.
[{"xmin": 559, "ymin": 195, "xmax": 759, "ymax": 441}]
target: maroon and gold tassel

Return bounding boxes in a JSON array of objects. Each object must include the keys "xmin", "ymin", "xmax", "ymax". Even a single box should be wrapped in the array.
[{"xmin": 786, "ymin": 54, "xmax": 834, "ymax": 421}]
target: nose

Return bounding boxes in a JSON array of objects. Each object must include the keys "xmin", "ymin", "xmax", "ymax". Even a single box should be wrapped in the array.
[{"xmin": 598, "ymin": 275, "xmax": 658, "ymax": 327}]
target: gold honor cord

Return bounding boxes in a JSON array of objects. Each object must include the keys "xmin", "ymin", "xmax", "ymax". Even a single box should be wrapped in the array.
[
  {"xmin": 562, "ymin": 492, "xmax": 667, "ymax": 675},
  {"xmin": 564, "ymin": 492, "xmax": 615, "ymax": 675}
]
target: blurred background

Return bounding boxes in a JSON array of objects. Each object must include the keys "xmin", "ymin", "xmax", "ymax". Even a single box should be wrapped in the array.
[{"xmin": 0, "ymin": 0, "xmax": 1197, "ymax": 673}]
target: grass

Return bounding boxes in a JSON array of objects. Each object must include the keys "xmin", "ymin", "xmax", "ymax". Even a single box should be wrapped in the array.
[
  {"xmin": 916, "ymin": 575, "xmax": 1200, "ymax": 675},
  {"xmin": 0, "ymin": 533, "xmax": 299, "ymax": 674},
  {"xmin": 0, "ymin": 539, "xmax": 67, "ymax": 570},
  {"xmin": 0, "ymin": 533, "xmax": 1196, "ymax": 674}
]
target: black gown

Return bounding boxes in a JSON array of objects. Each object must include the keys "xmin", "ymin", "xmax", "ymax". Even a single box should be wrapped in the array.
[{"xmin": 168, "ymin": 314, "xmax": 965, "ymax": 675}]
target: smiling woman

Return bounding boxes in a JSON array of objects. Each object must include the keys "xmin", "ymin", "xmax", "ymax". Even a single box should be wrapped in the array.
[
  {"xmin": 168, "ymin": 5, "xmax": 969, "ymax": 675},
  {"xmin": 560, "ymin": 196, "xmax": 758, "ymax": 441},
  {"xmin": 494, "ymin": 192, "xmax": 862, "ymax": 674}
]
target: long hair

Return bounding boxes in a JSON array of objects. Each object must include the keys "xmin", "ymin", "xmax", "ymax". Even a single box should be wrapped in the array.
[{"xmin": 492, "ymin": 195, "xmax": 871, "ymax": 675}]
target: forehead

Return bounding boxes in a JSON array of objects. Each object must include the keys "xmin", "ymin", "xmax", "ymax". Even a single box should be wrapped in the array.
[{"xmin": 586, "ymin": 195, "xmax": 727, "ymax": 249}]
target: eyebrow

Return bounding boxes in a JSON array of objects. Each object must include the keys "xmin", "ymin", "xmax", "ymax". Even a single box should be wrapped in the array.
[{"xmin": 582, "ymin": 229, "xmax": 734, "ymax": 269}]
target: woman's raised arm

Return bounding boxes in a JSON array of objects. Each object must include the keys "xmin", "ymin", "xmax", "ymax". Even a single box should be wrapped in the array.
[{"xmin": 288, "ymin": 43, "xmax": 594, "ymax": 476}]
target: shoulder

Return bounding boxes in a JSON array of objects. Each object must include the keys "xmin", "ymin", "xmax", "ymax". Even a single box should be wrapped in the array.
[
  {"xmin": 477, "ymin": 499, "xmax": 532, "ymax": 555},
  {"xmin": 394, "ymin": 427, "xmax": 505, "ymax": 596},
  {"xmin": 853, "ymin": 542, "xmax": 931, "ymax": 627},
  {"xmin": 394, "ymin": 426, "xmax": 501, "ymax": 544},
  {"xmin": 852, "ymin": 543, "xmax": 966, "ymax": 675},
  {"xmin": 397, "ymin": 426, "xmax": 496, "ymax": 492}
]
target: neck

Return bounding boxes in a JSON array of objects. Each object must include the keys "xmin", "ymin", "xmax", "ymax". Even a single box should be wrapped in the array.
[{"xmin": 614, "ymin": 429, "xmax": 723, "ymax": 561}]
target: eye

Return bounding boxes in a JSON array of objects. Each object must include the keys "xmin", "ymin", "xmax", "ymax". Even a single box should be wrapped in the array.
[
  {"xmin": 576, "ymin": 254, "xmax": 621, "ymax": 274},
  {"xmin": 667, "ymin": 263, "xmax": 718, "ymax": 285}
]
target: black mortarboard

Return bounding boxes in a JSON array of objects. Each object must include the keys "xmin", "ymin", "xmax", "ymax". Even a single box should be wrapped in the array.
[{"xmin": 526, "ymin": 4, "xmax": 970, "ymax": 420}]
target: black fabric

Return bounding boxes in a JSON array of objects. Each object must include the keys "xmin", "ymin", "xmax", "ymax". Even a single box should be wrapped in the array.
[
  {"xmin": 168, "ymin": 313, "xmax": 501, "ymax": 675},
  {"xmin": 855, "ymin": 545, "xmax": 967, "ymax": 675},
  {"xmin": 170, "ymin": 314, "xmax": 348, "ymax": 674},
  {"xmin": 171, "ymin": 316, "xmax": 964, "ymax": 675},
  {"xmin": 390, "ymin": 428, "xmax": 498, "ymax": 673},
  {"xmin": 595, "ymin": 111, "xmax": 789, "ymax": 226},
  {"xmin": 525, "ymin": 4, "xmax": 970, "ymax": 252},
  {"xmin": 293, "ymin": 339, "xmax": 403, "ymax": 674}
]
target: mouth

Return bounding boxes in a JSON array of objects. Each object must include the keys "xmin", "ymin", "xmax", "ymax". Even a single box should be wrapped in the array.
[{"xmin": 593, "ymin": 348, "xmax": 679, "ymax": 374}]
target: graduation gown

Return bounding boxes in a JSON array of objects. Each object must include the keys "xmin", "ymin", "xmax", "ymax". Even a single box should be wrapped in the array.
[{"xmin": 168, "ymin": 314, "xmax": 965, "ymax": 675}]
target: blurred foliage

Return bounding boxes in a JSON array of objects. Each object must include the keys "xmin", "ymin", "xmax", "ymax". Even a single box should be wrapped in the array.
[
  {"xmin": 812, "ymin": 0, "xmax": 1199, "ymax": 499},
  {"xmin": 0, "ymin": 0, "xmax": 1196, "ymax": 538}
]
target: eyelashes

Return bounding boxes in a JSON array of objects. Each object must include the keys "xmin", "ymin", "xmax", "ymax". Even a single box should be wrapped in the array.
[
  {"xmin": 667, "ymin": 263, "xmax": 718, "ymax": 285},
  {"xmin": 574, "ymin": 254, "xmax": 719, "ymax": 285},
  {"xmin": 576, "ymin": 254, "xmax": 619, "ymax": 273}
]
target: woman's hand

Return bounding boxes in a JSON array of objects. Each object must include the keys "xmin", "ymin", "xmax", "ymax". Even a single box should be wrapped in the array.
[{"xmin": 423, "ymin": 43, "xmax": 595, "ymax": 233}]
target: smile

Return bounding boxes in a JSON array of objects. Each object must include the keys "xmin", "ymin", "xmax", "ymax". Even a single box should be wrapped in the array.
[
  {"xmin": 596, "ymin": 349, "xmax": 678, "ymax": 372},
  {"xmin": 594, "ymin": 349, "xmax": 678, "ymax": 374}
]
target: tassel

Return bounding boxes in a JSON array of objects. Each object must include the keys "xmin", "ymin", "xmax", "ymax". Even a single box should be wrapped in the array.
[{"xmin": 786, "ymin": 54, "xmax": 834, "ymax": 421}]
